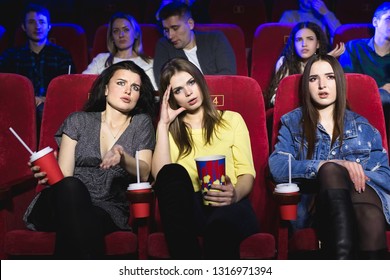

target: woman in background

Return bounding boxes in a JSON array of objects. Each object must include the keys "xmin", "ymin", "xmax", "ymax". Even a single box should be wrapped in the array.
[
  {"xmin": 266, "ymin": 21, "xmax": 344, "ymax": 108},
  {"xmin": 83, "ymin": 12, "xmax": 158, "ymax": 90}
]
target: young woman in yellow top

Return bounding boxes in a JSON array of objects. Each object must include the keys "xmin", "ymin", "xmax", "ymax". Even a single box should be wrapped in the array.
[{"xmin": 152, "ymin": 58, "xmax": 259, "ymax": 259}]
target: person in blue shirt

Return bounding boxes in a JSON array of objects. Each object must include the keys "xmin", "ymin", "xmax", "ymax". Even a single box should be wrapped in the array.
[
  {"xmin": 339, "ymin": 2, "xmax": 390, "ymax": 135},
  {"xmin": 0, "ymin": 4, "xmax": 74, "ymax": 128},
  {"xmin": 269, "ymin": 54, "xmax": 390, "ymax": 259}
]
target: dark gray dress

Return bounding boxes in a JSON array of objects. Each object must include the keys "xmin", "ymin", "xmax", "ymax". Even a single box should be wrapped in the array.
[{"xmin": 25, "ymin": 111, "xmax": 155, "ymax": 230}]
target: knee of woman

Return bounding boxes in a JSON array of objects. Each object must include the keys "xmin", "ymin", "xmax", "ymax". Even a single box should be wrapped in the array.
[
  {"xmin": 157, "ymin": 164, "xmax": 188, "ymax": 179},
  {"xmin": 155, "ymin": 164, "xmax": 193, "ymax": 192},
  {"xmin": 55, "ymin": 176, "xmax": 88, "ymax": 197},
  {"xmin": 318, "ymin": 162, "xmax": 344, "ymax": 177}
]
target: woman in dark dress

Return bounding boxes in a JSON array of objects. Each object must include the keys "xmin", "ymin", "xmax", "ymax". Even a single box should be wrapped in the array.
[{"xmin": 24, "ymin": 61, "xmax": 156, "ymax": 259}]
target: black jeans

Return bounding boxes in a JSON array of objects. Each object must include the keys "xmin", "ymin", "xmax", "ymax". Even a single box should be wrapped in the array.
[
  {"xmin": 27, "ymin": 177, "xmax": 119, "ymax": 259},
  {"xmin": 154, "ymin": 164, "xmax": 260, "ymax": 259}
]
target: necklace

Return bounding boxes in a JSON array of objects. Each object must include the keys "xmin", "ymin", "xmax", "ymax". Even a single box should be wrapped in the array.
[{"xmin": 103, "ymin": 116, "xmax": 130, "ymax": 139}]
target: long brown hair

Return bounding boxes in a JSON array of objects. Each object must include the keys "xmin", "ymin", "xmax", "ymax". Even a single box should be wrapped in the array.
[
  {"xmin": 159, "ymin": 58, "xmax": 225, "ymax": 159},
  {"xmin": 300, "ymin": 54, "xmax": 347, "ymax": 159}
]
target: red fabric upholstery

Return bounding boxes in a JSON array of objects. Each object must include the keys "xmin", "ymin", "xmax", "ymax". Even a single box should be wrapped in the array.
[
  {"xmin": 38, "ymin": 74, "xmax": 97, "ymax": 150},
  {"xmin": 148, "ymin": 75, "xmax": 277, "ymax": 259},
  {"xmin": 2, "ymin": 74, "xmax": 142, "ymax": 259},
  {"xmin": 0, "ymin": 74, "xmax": 37, "ymax": 259},
  {"xmin": 208, "ymin": 0, "xmax": 267, "ymax": 48},
  {"xmin": 333, "ymin": 24, "xmax": 374, "ymax": 49},
  {"xmin": 288, "ymin": 228, "xmax": 319, "ymax": 252},
  {"xmin": 14, "ymin": 23, "xmax": 88, "ymax": 74},
  {"xmin": 271, "ymin": 73, "xmax": 390, "ymax": 257},
  {"xmin": 91, "ymin": 23, "xmax": 161, "ymax": 60},
  {"xmin": 250, "ymin": 23, "xmax": 294, "ymax": 95},
  {"xmin": 0, "ymin": 74, "xmax": 36, "ymax": 195},
  {"xmin": 195, "ymin": 23, "xmax": 248, "ymax": 76}
]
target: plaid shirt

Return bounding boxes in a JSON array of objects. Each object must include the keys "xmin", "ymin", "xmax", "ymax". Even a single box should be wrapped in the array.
[{"xmin": 0, "ymin": 42, "xmax": 74, "ymax": 97}]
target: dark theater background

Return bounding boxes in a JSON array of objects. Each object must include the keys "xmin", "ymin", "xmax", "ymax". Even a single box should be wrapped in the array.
[{"xmin": 0, "ymin": 0, "xmax": 383, "ymax": 52}]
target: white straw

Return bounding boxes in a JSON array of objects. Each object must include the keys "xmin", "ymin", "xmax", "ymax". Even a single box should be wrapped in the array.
[
  {"xmin": 288, "ymin": 154, "xmax": 292, "ymax": 184},
  {"xmin": 68, "ymin": 65, "xmax": 71, "ymax": 74},
  {"xmin": 136, "ymin": 150, "xmax": 140, "ymax": 183},
  {"xmin": 9, "ymin": 127, "xmax": 34, "ymax": 155}
]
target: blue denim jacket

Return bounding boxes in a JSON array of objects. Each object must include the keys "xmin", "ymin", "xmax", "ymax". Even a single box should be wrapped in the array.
[{"xmin": 269, "ymin": 108, "xmax": 390, "ymax": 226}]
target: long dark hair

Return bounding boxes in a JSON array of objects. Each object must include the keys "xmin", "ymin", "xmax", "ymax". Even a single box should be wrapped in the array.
[
  {"xmin": 266, "ymin": 21, "xmax": 330, "ymax": 108},
  {"xmin": 300, "ymin": 54, "xmax": 347, "ymax": 159},
  {"xmin": 83, "ymin": 60, "xmax": 155, "ymax": 119},
  {"xmin": 159, "ymin": 58, "xmax": 225, "ymax": 159}
]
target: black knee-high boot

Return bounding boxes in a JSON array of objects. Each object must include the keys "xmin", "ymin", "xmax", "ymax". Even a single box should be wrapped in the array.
[{"xmin": 318, "ymin": 189, "xmax": 357, "ymax": 259}]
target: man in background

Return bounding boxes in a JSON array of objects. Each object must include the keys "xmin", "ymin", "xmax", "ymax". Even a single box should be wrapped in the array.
[
  {"xmin": 339, "ymin": 2, "xmax": 390, "ymax": 134},
  {"xmin": 153, "ymin": 2, "xmax": 236, "ymax": 84},
  {"xmin": 0, "ymin": 3, "xmax": 74, "ymax": 127}
]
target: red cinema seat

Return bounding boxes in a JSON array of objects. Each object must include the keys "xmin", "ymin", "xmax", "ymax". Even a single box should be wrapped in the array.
[
  {"xmin": 0, "ymin": 74, "xmax": 36, "ymax": 198},
  {"xmin": 0, "ymin": 73, "xmax": 37, "ymax": 259},
  {"xmin": 250, "ymin": 23, "xmax": 294, "ymax": 97},
  {"xmin": 333, "ymin": 23, "xmax": 374, "ymax": 48}
]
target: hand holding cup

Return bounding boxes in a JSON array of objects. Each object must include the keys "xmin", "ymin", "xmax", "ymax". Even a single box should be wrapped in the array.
[
  {"xmin": 203, "ymin": 175, "xmax": 237, "ymax": 206},
  {"xmin": 29, "ymin": 147, "xmax": 64, "ymax": 186},
  {"xmin": 29, "ymin": 161, "xmax": 48, "ymax": 185}
]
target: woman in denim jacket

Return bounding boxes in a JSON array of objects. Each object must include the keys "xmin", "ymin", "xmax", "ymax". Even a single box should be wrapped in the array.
[{"xmin": 269, "ymin": 54, "xmax": 390, "ymax": 259}]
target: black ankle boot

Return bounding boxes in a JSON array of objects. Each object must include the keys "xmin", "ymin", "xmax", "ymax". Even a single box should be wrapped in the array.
[{"xmin": 317, "ymin": 189, "xmax": 357, "ymax": 260}]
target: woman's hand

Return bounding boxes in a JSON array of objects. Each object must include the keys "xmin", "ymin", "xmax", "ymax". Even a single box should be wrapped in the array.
[
  {"xmin": 100, "ymin": 144, "xmax": 124, "ymax": 169},
  {"xmin": 29, "ymin": 161, "xmax": 48, "ymax": 185},
  {"xmin": 328, "ymin": 43, "xmax": 345, "ymax": 58},
  {"xmin": 28, "ymin": 150, "xmax": 58, "ymax": 185},
  {"xmin": 203, "ymin": 176, "xmax": 237, "ymax": 206},
  {"xmin": 329, "ymin": 159, "xmax": 369, "ymax": 193},
  {"xmin": 159, "ymin": 85, "xmax": 186, "ymax": 126}
]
